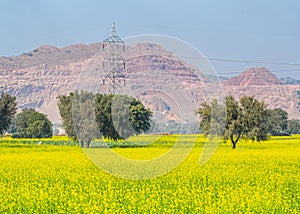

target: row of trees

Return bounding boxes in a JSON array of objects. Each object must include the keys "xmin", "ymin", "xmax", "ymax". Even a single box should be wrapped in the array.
[
  {"xmin": 0, "ymin": 92, "xmax": 53, "ymax": 138},
  {"xmin": 196, "ymin": 95, "xmax": 300, "ymax": 149},
  {"xmin": 58, "ymin": 91, "xmax": 152, "ymax": 147},
  {"xmin": 1, "ymin": 90, "xmax": 299, "ymax": 148}
]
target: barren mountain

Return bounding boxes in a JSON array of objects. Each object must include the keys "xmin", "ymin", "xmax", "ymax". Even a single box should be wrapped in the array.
[
  {"xmin": 225, "ymin": 67, "xmax": 283, "ymax": 86},
  {"xmin": 224, "ymin": 67, "xmax": 299, "ymax": 119},
  {"xmin": 0, "ymin": 42, "xmax": 207, "ymax": 124},
  {"xmin": 1, "ymin": 43, "xmax": 299, "ymax": 126}
]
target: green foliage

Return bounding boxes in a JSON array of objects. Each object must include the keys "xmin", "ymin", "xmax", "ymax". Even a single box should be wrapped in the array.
[
  {"xmin": 13, "ymin": 108, "xmax": 52, "ymax": 138},
  {"xmin": 223, "ymin": 96, "xmax": 243, "ymax": 148},
  {"xmin": 0, "ymin": 92, "xmax": 17, "ymax": 136},
  {"xmin": 196, "ymin": 99, "xmax": 226, "ymax": 137},
  {"xmin": 239, "ymin": 96, "xmax": 269, "ymax": 142},
  {"xmin": 287, "ymin": 119, "xmax": 300, "ymax": 134},
  {"xmin": 197, "ymin": 96, "xmax": 269, "ymax": 149},
  {"xmin": 265, "ymin": 108, "xmax": 289, "ymax": 135},
  {"xmin": 58, "ymin": 91, "xmax": 152, "ymax": 147},
  {"xmin": 72, "ymin": 91, "xmax": 99, "ymax": 148},
  {"xmin": 1, "ymin": 136, "xmax": 77, "ymax": 146},
  {"xmin": 57, "ymin": 92, "xmax": 76, "ymax": 140},
  {"xmin": 95, "ymin": 93, "xmax": 152, "ymax": 141}
]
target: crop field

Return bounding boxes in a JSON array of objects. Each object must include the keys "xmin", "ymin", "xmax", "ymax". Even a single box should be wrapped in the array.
[{"xmin": 0, "ymin": 135, "xmax": 299, "ymax": 213}]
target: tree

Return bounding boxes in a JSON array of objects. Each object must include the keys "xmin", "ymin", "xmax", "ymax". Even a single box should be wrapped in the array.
[
  {"xmin": 239, "ymin": 96, "xmax": 269, "ymax": 142},
  {"xmin": 129, "ymin": 97, "xmax": 152, "ymax": 134},
  {"xmin": 14, "ymin": 108, "xmax": 35, "ymax": 137},
  {"xmin": 265, "ymin": 108, "xmax": 288, "ymax": 135},
  {"xmin": 196, "ymin": 99, "xmax": 226, "ymax": 137},
  {"xmin": 58, "ymin": 91, "xmax": 100, "ymax": 147},
  {"xmin": 13, "ymin": 109, "xmax": 52, "ymax": 138},
  {"xmin": 58, "ymin": 91, "xmax": 152, "ymax": 147},
  {"xmin": 0, "ymin": 92, "xmax": 17, "ymax": 137},
  {"xmin": 72, "ymin": 91, "xmax": 99, "ymax": 148},
  {"xmin": 95, "ymin": 94, "xmax": 152, "ymax": 141},
  {"xmin": 57, "ymin": 92, "xmax": 76, "ymax": 140},
  {"xmin": 287, "ymin": 119, "xmax": 300, "ymax": 134},
  {"xmin": 197, "ymin": 96, "xmax": 269, "ymax": 149},
  {"xmin": 223, "ymin": 96, "xmax": 243, "ymax": 149}
]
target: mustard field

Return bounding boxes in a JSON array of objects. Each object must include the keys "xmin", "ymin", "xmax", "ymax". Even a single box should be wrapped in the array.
[{"xmin": 0, "ymin": 135, "xmax": 299, "ymax": 213}]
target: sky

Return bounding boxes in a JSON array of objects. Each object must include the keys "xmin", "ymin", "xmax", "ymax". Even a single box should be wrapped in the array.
[{"xmin": 0, "ymin": 0, "xmax": 299, "ymax": 79}]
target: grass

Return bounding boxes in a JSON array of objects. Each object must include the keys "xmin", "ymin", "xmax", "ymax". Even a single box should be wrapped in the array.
[
  {"xmin": 1, "ymin": 135, "xmax": 77, "ymax": 146},
  {"xmin": 0, "ymin": 135, "xmax": 299, "ymax": 213}
]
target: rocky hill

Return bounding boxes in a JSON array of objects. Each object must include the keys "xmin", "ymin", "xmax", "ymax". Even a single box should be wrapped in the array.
[
  {"xmin": 1, "ymin": 43, "xmax": 299, "ymax": 126},
  {"xmin": 224, "ymin": 67, "xmax": 300, "ymax": 119},
  {"xmin": 224, "ymin": 67, "xmax": 283, "ymax": 86},
  {"xmin": 0, "ymin": 42, "xmax": 208, "ymax": 125}
]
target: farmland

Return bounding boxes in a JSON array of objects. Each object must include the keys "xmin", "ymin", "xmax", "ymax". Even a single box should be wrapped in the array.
[{"xmin": 0, "ymin": 135, "xmax": 299, "ymax": 213}]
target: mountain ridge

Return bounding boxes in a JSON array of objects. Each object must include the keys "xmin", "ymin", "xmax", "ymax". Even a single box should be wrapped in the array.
[{"xmin": 1, "ymin": 42, "xmax": 299, "ymax": 123}]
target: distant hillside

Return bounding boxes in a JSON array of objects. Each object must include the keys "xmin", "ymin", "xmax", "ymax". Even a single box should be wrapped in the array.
[
  {"xmin": 0, "ymin": 43, "xmax": 299, "ymax": 124},
  {"xmin": 280, "ymin": 77, "xmax": 300, "ymax": 85},
  {"xmin": 0, "ymin": 42, "xmax": 207, "ymax": 124},
  {"xmin": 224, "ymin": 67, "xmax": 282, "ymax": 86}
]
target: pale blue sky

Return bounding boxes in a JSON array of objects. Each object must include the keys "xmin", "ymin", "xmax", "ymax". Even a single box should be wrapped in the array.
[{"xmin": 0, "ymin": 0, "xmax": 299, "ymax": 79}]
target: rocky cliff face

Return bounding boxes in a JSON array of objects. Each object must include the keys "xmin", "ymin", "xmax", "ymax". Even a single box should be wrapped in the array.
[
  {"xmin": 0, "ymin": 43, "xmax": 299, "ymax": 124},
  {"xmin": 0, "ymin": 42, "xmax": 207, "ymax": 124}
]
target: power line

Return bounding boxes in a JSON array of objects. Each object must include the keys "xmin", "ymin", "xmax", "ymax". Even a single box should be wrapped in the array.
[
  {"xmin": 214, "ymin": 69, "xmax": 300, "ymax": 76},
  {"xmin": 178, "ymin": 56, "xmax": 300, "ymax": 66}
]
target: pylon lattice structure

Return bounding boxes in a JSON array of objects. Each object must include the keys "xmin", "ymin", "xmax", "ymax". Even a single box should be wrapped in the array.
[{"xmin": 102, "ymin": 22, "xmax": 126, "ymax": 94}]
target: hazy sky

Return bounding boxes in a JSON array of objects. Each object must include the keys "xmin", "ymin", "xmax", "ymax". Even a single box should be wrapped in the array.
[{"xmin": 0, "ymin": 0, "xmax": 299, "ymax": 79}]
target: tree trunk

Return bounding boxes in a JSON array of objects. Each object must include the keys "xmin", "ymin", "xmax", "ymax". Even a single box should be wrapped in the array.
[
  {"xmin": 230, "ymin": 134, "xmax": 240, "ymax": 149},
  {"xmin": 231, "ymin": 141, "xmax": 236, "ymax": 149}
]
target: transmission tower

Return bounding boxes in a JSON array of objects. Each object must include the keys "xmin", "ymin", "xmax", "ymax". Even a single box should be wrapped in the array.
[{"xmin": 102, "ymin": 22, "xmax": 126, "ymax": 94}]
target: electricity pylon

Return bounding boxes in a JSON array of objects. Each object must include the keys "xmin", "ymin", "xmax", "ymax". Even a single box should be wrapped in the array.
[{"xmin": 102, "ymin": 22, "xmax": 126, "ymax": 94}]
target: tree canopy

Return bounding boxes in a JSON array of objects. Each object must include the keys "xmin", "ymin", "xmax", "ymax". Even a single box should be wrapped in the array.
[
  {"xmin": 58, "ymin": 91, "xmax": 152, "ymax": 147},
  {"xmin": 197, "ymin": 96, "xmax": 269, "ymax": 149},
  {"xmin": 0, "ymin": 92, "xmax": 17, "ymax": 136},
  {"xmin": 57, "ymin": 92, "xmax": 76, "ymax": 140},
  {"xmin": 287, "ymin": 119, "xmax": 300, "ymax": 134},
  {"xmin": 12, "ymin": 108, "xmax": 53, "ymax": 138},
  {"xmin": 265, "ymin": 108, "xmax": 289, "ymax": 135}
]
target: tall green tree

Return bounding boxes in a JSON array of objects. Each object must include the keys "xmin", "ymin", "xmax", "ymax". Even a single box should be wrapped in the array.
[
  {"xmin": 95, "ymin": 94, "xmax": 152, "ymax": 141},
  {"xmin": 13, "ymin": 108, "xmax": 52, "ymax": 138},
  {"xmin": 265, "ymin": 108, "xmax": 288, "ymax": 135},
  {"xmin": 57, "ymin": 92, "xmax": 76, "ymax": 140},
  {"xmin": 0, "ymin": 92, "xmax": 17, "ymax": 137},
  {"xmin": 72, "ymin": 91, "xmax": 99, "ymax": 148},
  {"xmin": 196, "ymin": 99, "xmax": 225, "ymax": 137},
  {"xmin": 239, "ymin": 96, "xmax": 269, "ymax": 143},
  {"xmin": 197, "ymin": 96, "xmax": 269, "ymax": 149},
  {"xmin": 223, "ymin": 96, "xmax": 243, "ymax": 149}
]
